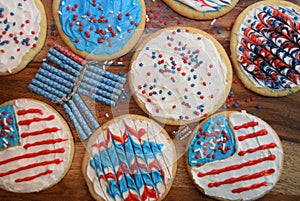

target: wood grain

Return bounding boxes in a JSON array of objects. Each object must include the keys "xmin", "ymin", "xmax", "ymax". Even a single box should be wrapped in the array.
[{"xmin": 0, "ymin": 0, "xmax": 299, "ymax": 200}]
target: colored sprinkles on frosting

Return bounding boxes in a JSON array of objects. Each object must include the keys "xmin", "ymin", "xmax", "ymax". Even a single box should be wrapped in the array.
[
  {"xmin": 175, "ymin": 0, "xmax": 232, "ymax": 12},
  {"xmin": 237, "ymin": 4, "xmax": 300, "ymax": 90},
  {"xmin": 58, "ymin": 0, "xmax": 143, "ymax": 55}
]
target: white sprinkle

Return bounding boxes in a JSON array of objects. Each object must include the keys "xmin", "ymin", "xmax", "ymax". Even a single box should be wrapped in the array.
[
  {"xmin": 199, "ymin": 149, "xmax": 203, "ymax": 158},
  {"xmin": 108, "ymin": 61, "xmax": 114, "ymax": 65},
  {"xmin": 222, "ymin": 143, "xmax": 226, "ymax": 151},
  {"xmin": 4, "ymin": 129, "xmax": 10, "ymax": 133},
  {"xmin": 191, "ymin": 160, "xmax": 197, "ymax": 164},
  {"xmin": 117, "ymin": 62, "xmax": 123, "ymax": 65},
  {"xmin": 82, "ymin": 15, "xmax": 87, "ymax": 19},
  {"xmin": 42, "ymin": 58, "xmax": 47, "ymax": 62},
  {"xmin": 2, "ymin": 138, "xmax": 8, "ymax": 145},
  {"xmin": 57, "ymin": 10, "xmax": 62, "ymax": 15},
  {"xmin": 109, "ymin": 10, "xmax": 114, "ymax": 14},
  {"xmin": 132, "ymin": 2, "xmax": 136, "ymax": 6},
  {"xmin": 220, "ymin": 124, "xmax": 225, "ymax": 127},
  {"xmin": 116, "ymin": 26, "xmax": 122, "ymax": 32},
  {"xmin": 104, "ymin": 60, "xmax": 108, "ymax": 65},
  {"xmin": 241, "ymin": 110, "xmax": 247, "ymax": 113},
  {"xmin": 61, "ymin": 1, "xmax": 65, "ymax": 6},
  {"xmin": 129, "ymin": 16, "xmax": 132, "ymax": 20},
  {"xmin": 215, "ymin": 129, "xmax": 220, "ymax": 132},
  {"xmin": 7, "ymin": 68, "xmax": 12, "ymax": 74},
  {"xmin": 3, "ymin": 118, "xmax": 7, "ymax": 126},
  {"xmin": 76, "ymin": 21, "xmax": 80, "ymax": 25},
  {"xmin": 194, "ymin": 148, "xmax": 201, "ymax": 153},
  {"xmin": 210, "ymin": 19, "xmax": 216, "ymax": 25},
  {"xmin": 3, "ymin": 143, "xmax": 7, "ymax": 148},
  {"xmin": 105, "ymin": 113, "xmax": 109, "ymax": 118},
  {"xmin": 9, "ymin": 127, "xmax": 14, "ymax": 132}
]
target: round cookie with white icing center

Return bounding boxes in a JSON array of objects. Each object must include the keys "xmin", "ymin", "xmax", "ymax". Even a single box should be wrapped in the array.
[
  {"xmin": 129, "ymin": 27, "xmax": 232, "ymax": 126},
  {"xmin": 162, "ymin": 0, "xmax": 239, "ymax": 20},
  {"xmin": 82, "ymin": 114, "xmax": 177, "ymax": 201},
  {"xmin": 230, "ymin": 0, "xmax": 300, "ymax": 97},
  {"xmin": 53, "ymin": 0, "xmax": 146, "ymax": 61},
  {"xmin": 186, "ymin": 111, "xmax": 283, "ymax": 200},
  {"xmin": 0, "ymin": 0, "xmax": 47, "ymax": 76},
  {"xmin": 0, "ymin": 99, "xmax": 74, "ymax": 193}
]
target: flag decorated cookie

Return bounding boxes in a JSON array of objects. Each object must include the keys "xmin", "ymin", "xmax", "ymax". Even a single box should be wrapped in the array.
[
  {"xmin": 129, "ymin": 27, "xmax": 232, "ymax": 125},
  {"xmin": 0, "ymin": 0, "xmax": 47, "ymax": 76},
  {"xmin": 53, "ymin": 0, "xmax": 146, "ymax": 61},
  {"xmin": 82, "ymin": 114, "xmax": 177, "ymax": 201},
  {"xmin": 162, "ymin": 0, "xmax": 239, "ymax": 20},
  {"xmin": 0, "ymin": 99, "xmax": 74, "ymax": 193},
  {"xmin": 230, "ymin": 0, "xmax": 300, "ymax": 97},
  {"xmin": 186, "ymin": 111, "xmax": 283, "ymax": 200}
]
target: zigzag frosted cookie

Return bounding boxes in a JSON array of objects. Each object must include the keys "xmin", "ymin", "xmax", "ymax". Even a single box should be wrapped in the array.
[
  {"xmin": 0, "ymin": 99, "xmax": 74, "ymax": 193},
  {"xmin": 0, "ymin": 0, "xmax": 47, "ymax": 76},
  {"xmin": 230, "ymin": 0, "xmax": 300, "ymax": 97},
  {"xmin": 82, "ymin": 114, "xmax": 177, "ymax": 201},
  {"xmin": 129, "ymin": 27, "xmax": 232, "ymax": 125},
  {"xmin": 162, "ymin": 0, "xmax": 239, "ymax": 20},
  {"xmin": 53, "ymin": 0, "xmax": 145, "ymax": 61},
  {"xmin": 186, "ymin": 111, "xmax": 283, "ymax": 200}
]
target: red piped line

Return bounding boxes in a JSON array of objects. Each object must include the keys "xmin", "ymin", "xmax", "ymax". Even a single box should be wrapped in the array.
[
  {"xmin": 18, "ymin": 115, "xmax": 55, "ymax": 126},
  {"xmin": 197, "ymin": 154, "xmax": 276, "ymax": 178},
  {"xmin": 232, "ymin": 181, "xmax": 268, "ymax": 193},
  {"xmin": 23, "ymin": 138, "xmax": 68, "ymax": 149},
  {"xmin": 21, "ymin": 127, "xmax": 61, "ymax": 138},
  {"xmin": 238, "ymin": 143, "xmax": 277, "ymax": 156},
  {"xmin": 15, "ymin": 170, "xmax": 53, "ymax": 183},
  {"xmin": 0, "ymin": 159, "xmax": 63, "ymax": 177},
  {"xmin": 238, "ymin": 129, "xmax": 268, "ymax": 141},
  {"xmin": 234, "ymin": 121, "xmax": 259, "ymax": 130},
  {"xmin": 17, "ymin": 108, "xmax": 43, "ymax": 116},
  {"xmin": 0, "ymin": 148, "xmax": 65, "ymax": 166},
  {"xmin": 208, "ymin": 169, "xmax": 275, "ymax": 188}
]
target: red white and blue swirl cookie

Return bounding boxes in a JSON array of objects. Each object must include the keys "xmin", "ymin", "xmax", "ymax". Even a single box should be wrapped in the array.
[
  {"xmin": 230, "ymin": 0, "xmax": 300, "ymax": 97},
  {"xmin": 162, "ymin": 0, "xmax": 239, "ymax": 20},
  {"xmin": 186, "ymin": 111, "xmax": 283, "ymax": 200},
  {"xmin": 82, "ymin": 114, "xmax": 177, "ymax": 201},
  {"xmin": 53, "ymin": 0, "xmax": 146, "ymax": 61},
  {"xmin": 0, "ymin": 0, "xmax": 47, "ymax": 76},
  {"xmin": 0, "ymin": 99, "xmax": 74, "ymax": 193},
  {"xmin": 129, "ymin": 27, "xmax": 232, "ymax": 125}
]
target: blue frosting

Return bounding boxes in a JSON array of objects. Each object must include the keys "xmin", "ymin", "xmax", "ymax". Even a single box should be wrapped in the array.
[
  {"xmin": 58, "ymin": 0, "xmax": 143, "ymax": 55},
  {"xmin": 0, "ymin": 105, "xmax": 19, "ymax": 149},
  {"xmin": 187, "ymin": 114, "xmax": 235, "ymax": 166}
]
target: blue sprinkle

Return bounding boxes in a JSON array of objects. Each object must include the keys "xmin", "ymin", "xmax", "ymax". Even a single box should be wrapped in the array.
[
  {"xmin": 233, "ymin": 103, "xmax": 239, "ymax": 108},
  {"xmin": 197, "ymin": 91, "xmax": 201, "ymax": 95},
  {"xmin": 229, "ymin": 91, "xmax": 234, "ymax": 96},
  {"xmin": 191, "ymin": 83, "xmax": 195, "ymax": 87},
  {"xmin": 154, "ymin": 78, "xmax": 157, "ymax": 83},
  {"xmin": 10, "ymin": 12, "xmax": 14, "ymax": 16},
  {"xmin": 13, "ymin": 22, "xmax": 16, "ymax": 26},
  {"xmin": 177, "ymin": 28, "xmax": 181, "ymax": 32},
  {"xmin": 143, "ymin": 83, "xmax": 147, "ymax": 87},
  {"xmin": 146, "ymin": 47, "xmax": 150, "ymax": 50},
  {"xmin": 252, "ymin": 112, "xmax": 257, "ymax": 116},
  {"xmin": 152, "ymin": 56, "xmax": 156, "ymax": 59},
  {"xmin": 153, "ymin": 91, "xmax": 157, "ymax": 95},
  {"xmin": 222, "ymin": 104, "xmax": 227, "ymax": 109},
  {"xmin": 139, "ymin": 63, "xmax": 143, "ymax": 67},
  {"xmin": 149, "ymin": 86, "xmax": 154, "ymax": 90},
  {"xmin": 10, "ymin": 56, "xmax": 15, "ymax": 60},
  {"xmin": 159, "ymin": 90, "xmax": 162, "ymax": 94},
  {"xmin": 213, "ymin": 24, "xmax": 218, "ymax": 28},
  {"xmin": 187, "ymin": 77, "xmax": 191, "ymax": 81},
  {"xmin": 162, "ymin": 97, "xmax": 166, "ymax": 100},
  {"xmin": 184, "ymin": 95, "xmax": 188, "ymax": 99},
  {"xmin": 256, "ymin": 104, "xmax": 262, "ymax": 109},
  {"xmin": 167, "ymin": 91, "xmax": 172, "ymax": 96},
  {"xmin": 193, "ymin": 75, "xmax": 197, "ymax": 80},
  {"xmin": 190, "ymin": 68, "xmax": 195, "ymax": 73},
  {"xmin": 179, "ymin": 116, "xmax": 183, "ymax": 120},
  {"xmin": 18, "ymin": 3, "xmax": 22, "ymax": 6}
]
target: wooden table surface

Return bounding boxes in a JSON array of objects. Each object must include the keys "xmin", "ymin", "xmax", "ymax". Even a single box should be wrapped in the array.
[{"xmin": 0, "ymin": 0, "xmax": 300, "ymax": 200}]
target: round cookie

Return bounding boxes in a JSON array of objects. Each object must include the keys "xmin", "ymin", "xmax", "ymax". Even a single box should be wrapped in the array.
[
  {"xmin": 162, "ymin": 0, "xmax": 239, "ymax": 20},
  {"xmin": 0, "ymin": 0, "xmax": 47, "ymax": 76},
  {"xmin": 82, "ymin": 114, "xmax": 177, "ymax": 201},
  {"xmin": 186, "ymin": 111, "xmax": 283, "ymax": 200},
  {"xmin": 230, "ymin": 0, "xmax": 300, "ymax": 97},
  {"xmin": 0, "ymin": 98, "xmax": 74, "ymax": 193},
  {"xmin": 53, "ymin": 0, "xmax": 146, "ymax": 61},
  {"xmin": 129, "ymin": 27, "xmax": 232, "ymax": 126}
]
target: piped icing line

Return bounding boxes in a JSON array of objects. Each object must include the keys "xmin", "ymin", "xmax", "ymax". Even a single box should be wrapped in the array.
[{"xmin": 176, "ymin": 0, "xmax": 232, "ymax": 12}]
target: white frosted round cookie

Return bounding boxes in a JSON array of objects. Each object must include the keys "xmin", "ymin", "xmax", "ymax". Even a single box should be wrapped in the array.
[
  {"xmin": 186, "ymin": 111, "xmax": 283, "ymax": 200},
  {"xmin": 0, "ymin": 99, "xmax": 74, "ymax": 193}
]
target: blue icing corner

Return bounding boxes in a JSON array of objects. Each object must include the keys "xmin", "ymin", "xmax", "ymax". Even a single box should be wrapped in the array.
[
  {"xmin": 0, "ymin": 104, "xmax": 19, "ymax": 149},
  {"xmin": 187, "ymin": 114, "xmax": 235, "ymax": 167}
]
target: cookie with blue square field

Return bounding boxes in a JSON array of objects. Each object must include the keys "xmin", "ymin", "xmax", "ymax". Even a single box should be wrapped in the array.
[
  {"xmin": 162, "ymin": 0, "xmax": 239, "ymax": 20},
  {"xmin": 52, "ymin": 0, "xmax": 146, "ymax": 61},
  {"xmin": 82, "ymin": 114, "xmax": 177, "ymax": 201},
  {"xmin": 0, "ymin": 98, "xmax": 74, "ymax": 193},
  {"xmin": 129, "ymin": 27, "xmax": 232, "ymax": 126},
  {"xmin": 0, "ymin": 0, "xmax": 47, "ymax": 76},
  {"xmin": 186, "ymin": 111, "xmax": 283, "ymax": 200},
  {"xmin": 230, "ymin": 0, "xmax": 300, "ymax": 97}
]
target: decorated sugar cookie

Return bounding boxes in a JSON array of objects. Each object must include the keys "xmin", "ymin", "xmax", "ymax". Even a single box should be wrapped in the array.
[
  {"xmin": 0, "ymin": 0, "xmax": 47, "ymax": 76},
  {"xmin": 0, "ymin": 99, "xmax": 74, "ymax": 193},
  {"xmin": 186, "ymin": 111, "xmax": 283, "ymax": 200},
  {"xmin": 82, "ymin": 114, "xmax": 177, "ymax": 201},
  {"xmin": 230, "ymin": 0, "xmax": 300, "ymax": 97},
  {"xmin": 162, "ymin": 0, "xmax": 239, "ymax": 20},
  {"xmin": 53, "ymin": 0, "xmax": 146, "ymax": 61},
  {"xmin": 129, "ymin": 27, "xmax": 232, "ymax": 125}
]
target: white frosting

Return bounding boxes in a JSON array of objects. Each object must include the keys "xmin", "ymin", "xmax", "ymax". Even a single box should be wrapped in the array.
[
  {"xmin": 130, "ymin": 29, "xmax": 228, "ymax": 122},
  {"xmin": 86, "ymin": 117, "xmax": 176, "ymax": 201},
  {"xmin": 190, "ymin": 112, "xmax": 283, "ymax": 200},
  {"xmin": 0, "ymin": 0, "xmax": 42, "ymax": 73},
  {"xmin": 0, "ymin": 99, "xmax": 73, "ymax": 193},
  {"xmin": 177, "ymin": 0, "xmax": 232, "ymax": 12}
]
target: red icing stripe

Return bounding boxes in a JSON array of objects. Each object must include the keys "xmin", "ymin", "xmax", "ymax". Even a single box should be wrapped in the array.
[
  {"xmin": 234, "ymin": 121, "xmax": 259, "ymax": 130},
  {"xmin": 232, "ymin": 181, "xmax": 268, "ymax": 193},
  {"xmin": 208, "ymin": 168, "xmax": 275, "ymax": 188},
  {"xmin": 15, "ymin": 170, "xmax": 53, "ymax": 183},
  {"xmin": 17, "ymin": 108, "xmax": 43, "ymax": 116},
  {"xmin": 18, "ymin": 115, "xmax": 55, "ymax": 126},
  {"xmin": 23, "ymin": 138, "xmax": 68, "ymax": 149},
  {"xmin": 238, "ymin": 142, "xmax": 277, "ymax": 156},
  {"xmin": 238, "ymin": 129, "xmax": 268, "ymax": 141},
  {"xmin": 21, "ymin": 127, "xmax": 61, "ymax": 138},
  {"xmin": 0, "ymin": 148, "xmax": 65, "ymax": 166},
  {"xmin": 197, "ymin": 154, "xmax": 276, "ymax": 178},
  {"xmin": 0, "ymin": 159, "xmax": 63, "ymax": 177}
]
